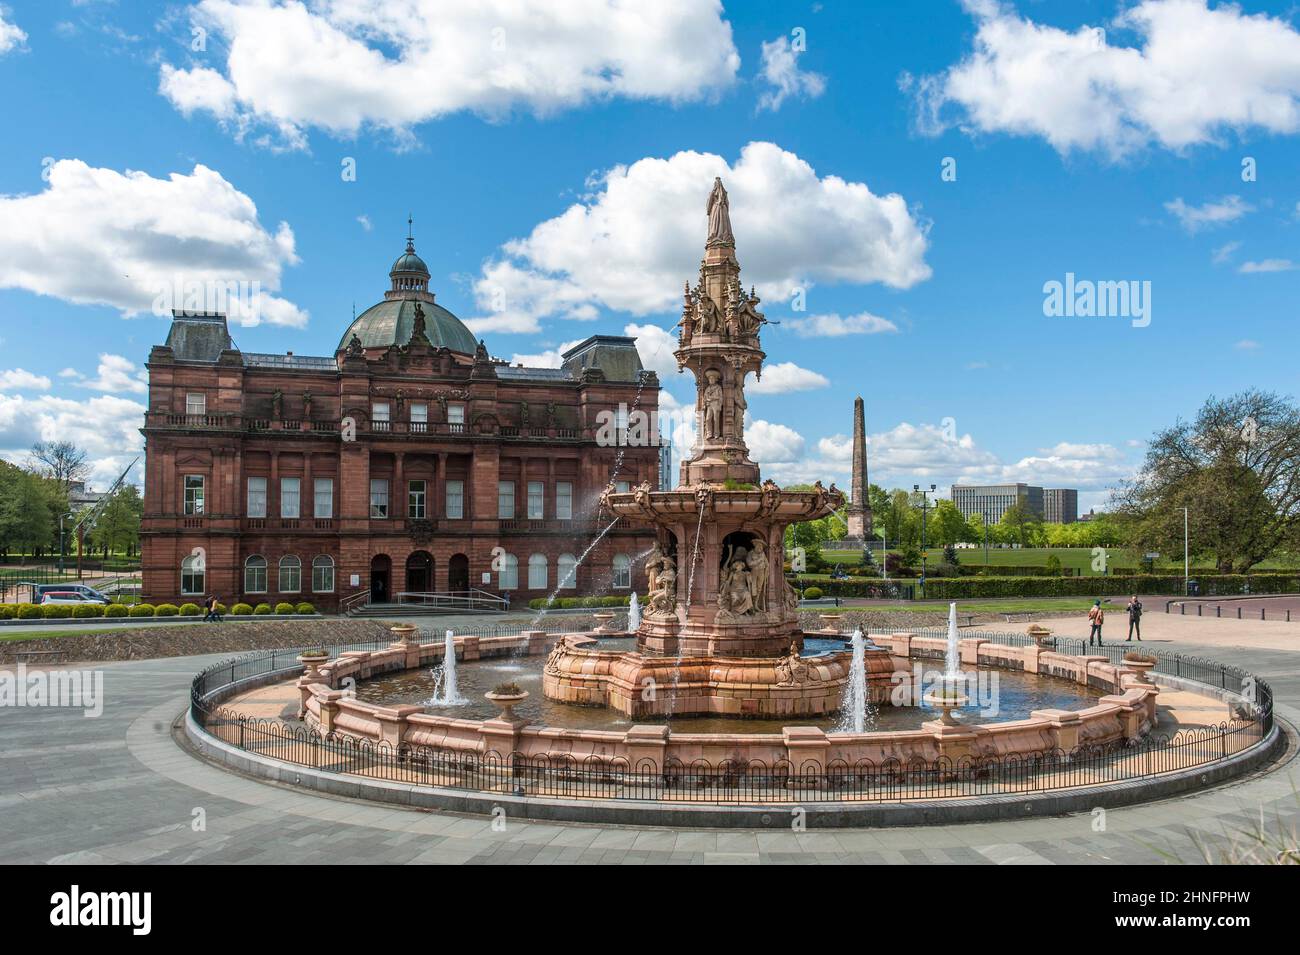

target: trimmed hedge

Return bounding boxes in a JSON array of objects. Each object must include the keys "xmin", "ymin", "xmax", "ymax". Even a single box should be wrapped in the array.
[
  {"xmin": 179, "ymin": 602, "xmax": 203, "ymax": 616},
  {"xmin": 526, "ymin": 595, "xmax": 638, "ymax": 611},
  {"xmin": 129, "ymin": 603, "xmax": 156, "ymax": 617},
  {"xmin": 72, "ymin": 604, "xmax": 105, "ymax": 618},
  {"xmin": 295, "ymin": 602, "xmax": 316, "ymax": 615},
  {"xmin": 231, "ymin": 603, "xmax": 253, "ymax": 615},
  {"xmin": 17, "ymin": 603, "xmax": 43, "ymax": 619},
  {"xmin": 803, "ymin": 586, "xmax": 824, "ymax": 599},
  {"xmin": 42, "ymin": 605, "xmax": 72, "ymax": 618},
  {"xmin": 0, "ymin": 605, "xmax": 12, "ymax": 620},
  {"xmin": 155, "ymin": 603, "xmax": 179, "ymax": 616},
  {"xmin": 918, "ymin": 573, "xmax": 1300, "ymax": 600},
  {"xmin": 105, "ymin": 604, "xmax": 128, "ymax": 617},
  {"xmin": 253, "ymin": 603, "xmax": 273, "ymax": 615},
  {"xmin": 274, "ymin": 602, "xmax": 296, "ymax": 615}
]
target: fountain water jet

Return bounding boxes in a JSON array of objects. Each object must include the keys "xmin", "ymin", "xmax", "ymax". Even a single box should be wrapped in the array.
[
  {"xmin": 924, "ymin": 602, "xmax": 968, "ymax": 724},
  {"xmin": 836, "ymin": 628, "xmax": 871, "ymax": 733},
  {"xmin": 427, "ymin": 629, "xmax": 466, "ymax": 706},
  {"xmin": 627, "ymin": 591, "xmax": 641, "ymax": 632}
]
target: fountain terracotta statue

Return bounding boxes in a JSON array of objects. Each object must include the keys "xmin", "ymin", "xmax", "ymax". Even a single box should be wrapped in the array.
[{"xmin": 542, "ymin": 180, "xmax": 895, "ymax": 719}]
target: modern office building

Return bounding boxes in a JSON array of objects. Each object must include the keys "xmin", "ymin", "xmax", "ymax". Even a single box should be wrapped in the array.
[
  {"xmin": 951, "ymin": 483, "xmax": 1045, "ymax": 523},
  {"xmin": 1043, "ymin": 487, "xmax": 1079, "ymax": 524}
]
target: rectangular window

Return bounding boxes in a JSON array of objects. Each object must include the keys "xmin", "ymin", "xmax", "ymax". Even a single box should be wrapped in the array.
[
  {"xmin": 369, "ymin": 479, "xmax": 389, "ymax": 518},
  {"xmin": 408, "ymin": 480, "xmax": 426, "ymax": 519},
  {"xmin": 556, "ymin": 481, "xmax": 573, "ymax": 520},
  {"xmin": 527, "ymin": 481, "xmax": 544, "ymax": 519},
  {"xmin": 313, "ymin": 478, "xmax": 333, "ymax": 519},
  {"xmin": 497, "ymin": 481, "xmax": 515, "ymax": 519},
  {"xmin": 410, "ymin": 402, "xmax": 427, "ymax": 432},
  {"xmin": 371, "ymin": 401, "xmax": 390, "ymax": 422},
  {"xmin": 185, "ymin": 393, "xmax": 206, "ymax": 416},
  {"xmin": 183, "ymin": 475, "xmax": 204, "ymax": 515},
  {"xmin": 445, "ymin": 480, "xmax": 464, "ymax": 520},
  {"xmin": 312, "ymin": 558, "xmax": 334, "ymax": 593},
  {"xmin": 447, "ymin": 404, "xmax": 465, "ymax": 425},
  {"xmin": 280, "ymin": 477, "xmax": 300, "ymax": 519},
  {"xmin": 615, "ymin": 480, "xmax": 631, "ymax": 494},
  {"xmin": 246, "ymin": 477, "xmax": 266, "ymax": 518}
]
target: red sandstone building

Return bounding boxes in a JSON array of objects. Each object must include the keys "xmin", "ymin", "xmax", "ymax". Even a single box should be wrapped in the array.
[{"xmin": 140, "ymin": 236, "xmax": 659, "ymax": 611}]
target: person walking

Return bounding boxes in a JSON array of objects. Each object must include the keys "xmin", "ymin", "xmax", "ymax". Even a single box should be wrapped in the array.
[
  {"xmin": 1087, "ymin": 599, "xmax": 1105, "ymax": 646},
  {"xmin": 1126, "ymin": 595, "xmax": 1143, "ymax": 641}
]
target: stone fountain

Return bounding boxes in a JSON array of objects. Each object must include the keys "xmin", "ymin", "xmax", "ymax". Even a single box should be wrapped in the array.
[{"xmin": 544, "ymin": 179, "xmax": 895, "ymax": 719}]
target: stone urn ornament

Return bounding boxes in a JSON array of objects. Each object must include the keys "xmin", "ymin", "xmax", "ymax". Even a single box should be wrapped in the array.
[
  {"xmin": 1027, "ymin": 624, "xmax": 1054, "ymax": 648},
  {"xmin": 298, "ymin": 649, "xmax": 329, "ymax": 682},
  {"xmin": 1122, "ymin": 653, "xmax": 1157, "ymax": 684},
  {"xmin": 592, "ymin": 613, "xmax": 616, "ymax": 634},
  {"xmin": 485, "ymin": 684, "xmax": 529, "ymax": 721}
]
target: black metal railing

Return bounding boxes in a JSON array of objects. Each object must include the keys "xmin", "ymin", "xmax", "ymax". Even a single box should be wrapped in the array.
[{"xmin": 190, "ymin": 631, "xmax": 1274, "ymax": 805}]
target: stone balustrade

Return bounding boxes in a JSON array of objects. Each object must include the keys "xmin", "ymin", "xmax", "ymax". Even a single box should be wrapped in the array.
[{"xmin": 297, "ymin": 629, "xmax": 1163, "ymax": 774}]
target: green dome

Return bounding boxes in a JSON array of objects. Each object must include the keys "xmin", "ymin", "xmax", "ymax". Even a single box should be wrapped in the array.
[
  {"xmin": 391, "ymin": 249, "xmax": 428, "ymax": 273},
  {"xmin": 337, "ymin": 299, "xmax": 477, "ymax": 355}
]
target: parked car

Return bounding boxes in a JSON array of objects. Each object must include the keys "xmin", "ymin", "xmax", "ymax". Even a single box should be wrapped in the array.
[
  {"xmin": 32, "ymin": 583, "xmax": 111, "ymax": 604},
  {"xmin": 38, "ymin": 588, "xmax": 111, "ymax": 606}
]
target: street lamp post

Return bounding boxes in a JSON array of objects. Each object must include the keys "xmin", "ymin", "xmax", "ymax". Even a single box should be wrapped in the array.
[
  {"xmin": 982, "ymin": 511, "xmax": 990, "ymax": 568},
  {"xmin": 878, "ymin": 530, "xmax": 887, "ymax": 581},
  {"xmin": 914, "ymin": 483, "xmax": 936, "ymax": 595}
]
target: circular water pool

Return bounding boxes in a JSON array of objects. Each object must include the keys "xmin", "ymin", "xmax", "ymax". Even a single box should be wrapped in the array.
[{"xmin": 352, "ymin": 636, "xmax": 1106, "ymax": 734}]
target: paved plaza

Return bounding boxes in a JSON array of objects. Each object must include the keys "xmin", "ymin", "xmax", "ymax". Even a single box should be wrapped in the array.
[{"xmin": 1, "ymin": 613, "xmax": 1297, "ymax": 865}]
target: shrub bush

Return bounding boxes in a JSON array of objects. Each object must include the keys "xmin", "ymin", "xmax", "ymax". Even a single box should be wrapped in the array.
[
  {"xmin": 526, "ymin": 594, "xmax": 635, "ymax": 611},
  {"xmin": 214, "ymin": 602, "xmax": 228, "ymax": 615},
  {"xmin": 231, "ymin": 602, "xmax": 253, "ymax": 615},
  {"xmin": 295, "ymin": 601, "xmax": 316, "ymax": 615},
  {"xmin": 17, "ymin": 602, "xmax": 43, "ymax": 619},
  {"xmin": 253, "ymin": 602, "xmax": 273, "ymax": 615},
  {"xmin": 0, "ymin": 604, "xmax": 13, "ymax": 620},
  {"xmin": 178, "ymin": 602, "xmax": 202, "ymax": 616},
  {"xmin": 155, "ymin": 603, "xmax": 179, "ymax": 616},
  {"xmin": 803, "ymin": 586, "xmax": 824, "ymax": 599},
  {"xmin": 274, "ymin": 601, "xmax": 296, "ymax": 615},
  {"xmin": 72, "ymin": 604, "xmax": 105, "ymax": 618},
  {"xmin": 105, "ymin": 603, "xmax": 128, "ymax": 617},
  {"xmin": 42, "ymin": 604, "xmax": 73, "ymax": 618},
  {"xmin": 129, "ymin": 603, "xmax": 156, "ymax": 617}
]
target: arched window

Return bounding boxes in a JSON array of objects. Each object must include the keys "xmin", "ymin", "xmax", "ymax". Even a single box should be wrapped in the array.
[
  {"xmin": 312, "ymin": 555, "xmax": 335, "ymax": 593},
  {"xmin": 181, "ymin": 554, "xmax": 204, "ymax": 595},
  {"xmin": 244, "ymin": 555, "xmax": 267, "ymax": 593},
  {"xmin": 527, "ymin": 553, "xmax": 548, "ymax": 590},
  {"xmin": 612, "ymin": 554, "xmax": 631, "ymax": 589},
  {"xmin": 279, "ymin": 555, "xmax": 301, "ymax": 593},
  {"xmin": 557, "ymin": 553, "xmax": 578, "ymax": 590},
  {"xmin": 498, "ymin": 552, "xmax": 518, "ymax": 590}
]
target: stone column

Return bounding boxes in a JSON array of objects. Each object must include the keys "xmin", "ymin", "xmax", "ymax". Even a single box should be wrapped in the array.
[{"xmin": 625, "ymin": 724, "xmax": 669, "ymax": 774}]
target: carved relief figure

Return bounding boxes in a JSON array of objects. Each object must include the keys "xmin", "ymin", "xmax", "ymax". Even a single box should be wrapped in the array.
[
  {"xmin": 645, "ymin": 541, "xmax": 664, "ymax": 596},
  {"xmin": 746, "ymin": 539, "xmax": 769, "ymax": 612},
  {"xmin": 732, "ymin": 380, "xmax": 747, "ymax": 437},
  {"xmin": 651, "ymin": 560, "xmax": 676, "ymax": 613},
  {"xmin": 701, "ymin": 369, "xmax": 723, "ymax": 440},
  {"xmin": 302, "ymin": 391, "xmax": 313, "ymax": 419},
  {"xmin": 271, "ymin": 389, "xmax": 283, "ymax": 420},
  {"xmin": 706, "ymin": 177, "xmax": 734, "ymax": 247}
]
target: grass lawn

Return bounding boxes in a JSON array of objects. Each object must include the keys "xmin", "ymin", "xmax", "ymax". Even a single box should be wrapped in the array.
[{"xmin": 836, "ymin": 598, "xmax": 1113, "ymax": 614}]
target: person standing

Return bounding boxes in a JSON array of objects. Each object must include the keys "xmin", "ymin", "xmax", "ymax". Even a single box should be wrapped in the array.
[
  {"xmin": 1126, "ymin": 596, "xmax": 1143, "ymax": 641},
  {"xmin": 1088, "ymin": 600, "xmax": 1105, "ymax": 646}
]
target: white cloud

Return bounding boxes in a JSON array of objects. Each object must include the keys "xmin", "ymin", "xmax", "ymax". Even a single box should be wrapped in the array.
[
  {"xmin": 786, "ymin": 311, "xmax": 898, "ymax": 337},
  {"xmin": 1234, "ymin": 339, "xmax": 1260, "ymax": 350},
  {"xmin": 756, "ymin": 34, "xmax": 826, "ymax": 112},
  {"xmin": 160, "ymin": 0, "xmax": 740, "ymax": 147},
  {"xmin": 468, "ymin": 141, "xmax": 930, "ymax": 334},
  {"xmin": 912, "ymin": 0, "xmax": 1300, "ymax": 158},
  {"xmin": 0, "ymin": 369, "xmax": 50, "ymax": 390},
  {"xmin": 507, "ymin": 338, "xmax": 583, "ymax": 369},
  {"xmin": 623, "ymin": 322, "xmax": 681, "ymax": 382},
  {"xmin": 356, "ymin": 214, "xmax": 372, "ymax": 232},
  {"xmin": 1212, "ymin": 240, "xmax": 1242, "ymax": 264},
  {"xmin": 1239, "ymin": 258, "xmax": 1297, "ymax": 273},
  {"xmin": 0, "ymin": 392, "xmax": 146, "ymax": 489},
  {"xmin": 744, "ymin": 418, "xmax": 805, "ymax": 463},
  {"xmin": 0, "ymin": 160, "xmax": 305, "ymax": 327},
  {"xmin": 0, "ymin": 8, "xmax": 26, "ymax": 55},
  {"xmin": 62, "ymin": 354, "xmax": 149, "ymax": 395},
  {"xmin": 1165, "ymin": 195, "xmax": 1252, "ymax": 232},
  {"xmin": 746, "ymin": 362, "xmax": 829, "ymax": 394}
]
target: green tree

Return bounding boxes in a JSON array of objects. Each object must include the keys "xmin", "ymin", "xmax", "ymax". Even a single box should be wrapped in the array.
[
  {"xmin": 91, "ymin": 485, "xmax": 143, "ymax": 558},
  {"xmin": 0, "ymin": 462, "xmax": 54, "ymax": 557},
  {"xmin": 1115, "ymin": 390, "xmax": 1300, "ymax": 572},
  {"xmin": 929, "ymin": 499, "xmax": 967, "ymax": 546}
]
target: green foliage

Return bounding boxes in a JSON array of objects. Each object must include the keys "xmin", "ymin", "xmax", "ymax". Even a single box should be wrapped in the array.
[
  {"xmin": 42, "ymin": 604, "xmax": 73, "ymax": 618},
  {"xmin": 274, "ymin": 601, "xmax": 296, "ymax": 614},
  {"xmin": 17, "ymin": 603, "xmax": 43, "ymax": 619},
  {"xmin": 105, "ymin": 603, "xmax": 128, "ymax": 617},
  {"xmin": 154, "ymin": 603, "xmax": 179, "ymax": 616},
  {"xmin": 88, "ymin": 485, "xmax": 143, "ymax": 557},
  {"xmin": 0, "ymin": 460, "xmax": 55, "ymax": 556},
  {"xmin": 231, "ymin": 603, "xmax": 254, "ymax": 615},
  {"xmin": 1045, "ymin": 554, "xmax": 1063, "ymax": 575},
  {"xmin": 129, "ymin": 603, "xmax": 156, "ymax": 617},
  {"xmin": 802, "ymin": 586, "xmax": 824, "ymax": 599},
  {"xmin": 253, "ymin": 602, "xmax": 273, "ymax": 615},
  {"xmin": 920, "ymin": 573, "xmax": 1300, "ymax": 599},
  {"xmin": 178, "ymin": 602, "xmax": 202, "ymax": 616},
  {"xmin": 525, "ymin": 595, "xmax": 633, "ymax": 610},
  {"xmin": 295, "ymin": 601, "xmax": 316, "ymax": 615},
  {"xmin": 0, "ymin": 604, "xmax": 12, "ymax": 619},
  {"xmin": 214, "ymin": 602, "xmax": 228, "ymax": 615},
  {"xmin": 72, "ymin": 603, "xmax": 104, "ymax": 618}
]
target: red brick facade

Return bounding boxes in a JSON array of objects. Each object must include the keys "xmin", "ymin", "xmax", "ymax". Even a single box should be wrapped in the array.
[{"xmin": 140, "ymin": 314, "xmax": 659, "ymax": 611}]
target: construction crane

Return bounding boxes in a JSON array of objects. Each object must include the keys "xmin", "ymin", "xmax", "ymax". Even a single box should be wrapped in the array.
[{"xmin": 71, "ymin": 458, "xmax": 139, "ymax": 579}]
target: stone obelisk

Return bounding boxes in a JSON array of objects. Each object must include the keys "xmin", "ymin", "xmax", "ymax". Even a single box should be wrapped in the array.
[{"xmin": 844, "ymin": 396, "xmax": 872, "ymax": 543}]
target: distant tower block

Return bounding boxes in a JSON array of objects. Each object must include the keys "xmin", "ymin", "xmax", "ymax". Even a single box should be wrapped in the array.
[{"xmin": 844, "ymin": 395, "xmax": 873, "ymax": 544}]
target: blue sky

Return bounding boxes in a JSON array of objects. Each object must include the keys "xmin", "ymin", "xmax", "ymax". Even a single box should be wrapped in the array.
[{"xmin": 0, "ymin": 0, "xmax": 1297, "ymax": 511}]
